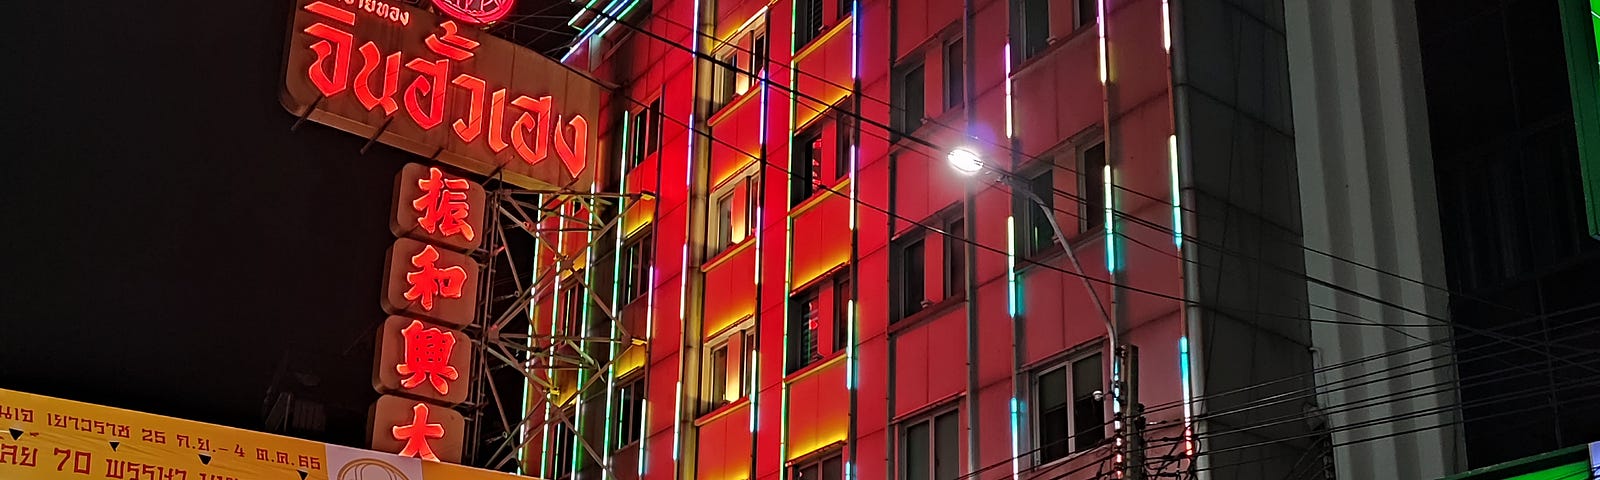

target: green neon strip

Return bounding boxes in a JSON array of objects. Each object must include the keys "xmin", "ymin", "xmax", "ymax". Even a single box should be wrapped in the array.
[
  {"xmin": 1561, "ymin": 0, "xmax": 1600, "ymax": 238},
  {"xmin": 601, "ymin": 114, "xmax": 631, "ymax": 477}
]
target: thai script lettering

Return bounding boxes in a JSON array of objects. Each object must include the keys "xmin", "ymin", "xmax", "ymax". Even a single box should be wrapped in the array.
[{"xmin": 300, "ymin": 1, "xmax": 588, "ymax": 178}]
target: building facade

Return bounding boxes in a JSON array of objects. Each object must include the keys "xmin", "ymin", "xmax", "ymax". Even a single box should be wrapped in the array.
[{"xmin": 516, "ymin": 0, "xmax": 1321, "ymax": 477}]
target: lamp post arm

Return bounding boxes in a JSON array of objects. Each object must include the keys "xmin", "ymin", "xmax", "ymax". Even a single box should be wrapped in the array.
[{"xmin": 1008, "ymin": 182, "xmax": 1118, "ymax": 350}]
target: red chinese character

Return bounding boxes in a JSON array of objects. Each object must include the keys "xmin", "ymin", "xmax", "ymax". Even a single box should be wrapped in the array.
[
  {"xmin": 391, "ymin": 403, "xmax": 445, "ymax": 462},
  {"xmin": 412, "ymin": 167, "xmax": 475, "ymax": 241},
  {"xmin": 396, "ymin": 320, "xmax": 460, "ymax": 395},
  {"xmin": 404, "ymin": 244, "xmax": 467, "ymax": 311}
]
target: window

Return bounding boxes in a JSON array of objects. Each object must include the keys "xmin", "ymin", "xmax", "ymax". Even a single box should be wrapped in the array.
[
  {"xmin": 1019, "ymin": 0, "xmax": 1050, "ymax": 60},
  {"xmin": 560, "ymin": 284, "xmax": 585, "ymax": 334},
  {"xmin": 750, "ymin": 32, "xmax": 768, "ymax": 78},
  {"xmin": 892, "ymin": 60, "xmax": 926, "ymax": 135},
  {"xmin": 646, "ymin": 98, "xmax": 663, "ymax": 155},
  {"xmin": 623, "ymin": 233, "xmax": 653, "ymax": 302},
  {"xmin": 613, "ymin": 377, "xmax": 644, "ymax": 449},
  {"xmin": 944, "ymin": 216, "xmax": 966, "ymax": 297},
  {"xmin": 790, "ymin": 451, "xmax": 843, "ymax": 480},
  {"xmin": 795, "ymin": 0, "xmax": 825, "ymax": 48},
  {"xmin": 1035, "ymin": 351, "xmax": 1105, "ymax": 463},
  {"xmin": 1078, "ymin": 141, "xmax": 1107, "ymax": 233},
  {"xmin": 551, "ymin": 409, "xmax": 576, "ymax": 477},
  {"xmin": 892, "ymin": 233, "xmax": 927, "ymax": 321},
  {"xmin": 832, "ymin": 273, "xmax": 851, "ymax": 351},
  {"xmin": 713, "ymin": 51, "xmax": 738, "ymax": 111},
  {"xmin": 1074, "ymin": 0, "xmax": 1096, "ymax": 30},
  {"xmin": 788, "ymin": 287, "xmax": 822, "ymax": 374},
  {"xmin": 791, "ymin": 129, "xmax": 823, "ymax": 205},
  {"xmin": 944, "ymin": 38, "xmax": 964, "ymax": 109},
  {"xmin": 744, "ymin": 176, "xmax": 759, "ymax": 238},
  {"xmin": 900, "ymin": 410, "xmax": 960, "ymax": 480},
  {"xmin": 627, "ymin": 109, "xmax": 648, "ymax": 168},
  {"xmin": 712, "ymin": 191, "xmax": 735, "ymax": 254},
  {"xmin": 1023, "ymin": 170, "xmax": 1055, "ymax": 256},
  {"xmin": 703, "ymin": 328, "xmax": 756, "ymax": 414},
  {"xmin": 835, "ymin": 112, "xmax": 855, "ymax": 181}
]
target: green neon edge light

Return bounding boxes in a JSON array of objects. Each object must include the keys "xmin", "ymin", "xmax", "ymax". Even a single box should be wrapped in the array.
[{"xmin": 1560, "ymin": 0, "xmax": 1600, "ymax": 238}]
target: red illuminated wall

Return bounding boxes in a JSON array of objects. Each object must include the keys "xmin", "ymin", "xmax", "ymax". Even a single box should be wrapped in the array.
[{"xmin": 531, "ymin": 0, "xmax": 1192, "ymax": 476}]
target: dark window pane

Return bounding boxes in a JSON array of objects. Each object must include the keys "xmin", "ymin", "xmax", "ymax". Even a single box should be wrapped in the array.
[
  {"xmin": 1080, "ymin": 142, "xmax": 1106, "ymax": 233},
  {"xmin": 945, "ymin": 39, "xmax": 964, "ymax": 108},
  {"xmin": 1027, "ymin": 171, "xmax": 1054, "ymax": 254},
  {"xmin": 1073, "ymin": 354, "xmax": 1105, "ymax": 450},
  {"xmin": 792, "ymin": 131, "xmax": 822, "ymax": 205},
  {"xmin": 1038, "ymin": 368, "xmax": 1069, "ymax": 462},
  {"xmin": 836, "ymin": 114, "xmax": 854, "ymax": 181},
  {"xmin": 1022, "ymin": 0, "xmax": 1050, "ymax": 58},
  {"xmin": 946, "ymin": 218, "xmax": 965, "ymax": 297},
  {"xmin": 905, "ymin": 65, "xmax": 925, "ymax": 130},
  {"xmin": 833, "ymin": 274, "xmax": 851, "ymax": 351},
  {"xmin": 752, "ymin": 34, "xmax": 768, "ymax": 74},
  {"xmin": 1076, "ymin": 0, "xmax": 1095, "ymax": 29},
  {"xmin": 904, "ymin": 238, "xmax": 925, "ymax": 316},
  {"xmin": 904, "ymin": 422, "xmax": 930, "ymax": 480},
  {"xmin": 822, "ymin": 456, "xmax": 843, "ymax": 480},
  {"xmin": 934, "ymin": 413, "xmax": 960, "ymax": 480},
  {"xmin": 789, "ymin": 289, "xmax": 822, "ymax": 373}
]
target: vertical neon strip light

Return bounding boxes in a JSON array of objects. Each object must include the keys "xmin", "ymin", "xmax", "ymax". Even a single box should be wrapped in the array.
[
  {"xmin": 674, "ymin": 0, "xmax": 703, "ymax": 463},
  {"xmin": 639, "ymin": 266, "xmax": 658, "ymax": 476},
  {"xmin": 1009, "ymin": 397, "xmax": 1022, "ymax": 479},
  {"xmin": 543, "ymin": 204, "xmax": 568, "ymax": 479},
  {"xmin": 779, "ymin": 0, "xmax": 800, "ymax": 467},
  {"xmin": 572, "ymin": 184, "xmax": 599, "ymax": 477},
  {"xmin": 1103, "ymin": 164, "xmax": 1116, "ymax": 272},
  {"xmin": 1179, "ymin": 336, "xmax": 1194, "ymax": 456},
  {"xmin": 1097, "ymin": 0, "xmax": 1109, "ymax": 84},
  {"xmin": 1004, "ymin": 44, "xmax": 1015, "ymax": 139},
  {"xmin": 751, "ymin": 65, "xmax": 771, "ymax": 434},
  {"xmin": 1169, "ymin": 135, "xmax": 1181, "ymax": 247},
  {"xmin": 603, "ymin": 120, "xmax": 632, "ymax": 476}
]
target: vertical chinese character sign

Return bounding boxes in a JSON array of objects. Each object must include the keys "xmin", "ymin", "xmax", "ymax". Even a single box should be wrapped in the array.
[{"xmin": 370, "ymin": 164, "xmax": 484, "ymax": 464}]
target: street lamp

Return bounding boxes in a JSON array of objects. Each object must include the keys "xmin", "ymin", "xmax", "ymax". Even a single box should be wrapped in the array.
[{"xmin": 946, "ymin": 147, "xmax": 1143, "ymax": 480}]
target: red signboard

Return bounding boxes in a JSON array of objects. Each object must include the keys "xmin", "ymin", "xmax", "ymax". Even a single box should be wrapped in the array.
[
  {"xmin": 369, "ymin": 395, "xmax": 465, "ymax": 463},
  {"xmin": 282, "ymin": 0, "xmax": 600, "ymax": 191},
  {"xmin": 374, "ymin": 316, "xmax": 473, "ymax": 406},
  {"xmin": 382, "ymin": 237, "xmax": 480, "ymax": 326},
  {"xmin": 392, "ymin": 163, "xmax": 486, "ymax": 252}
]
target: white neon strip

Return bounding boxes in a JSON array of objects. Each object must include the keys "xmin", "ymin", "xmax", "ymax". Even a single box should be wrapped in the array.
[
  {"xmin": 671, "ymin": 381, "xmax": 683, "ymax": 459},
  {"xmin": 1179, "ymin": 336, "xmax": 1194, "ymax": 456},
  {"xmin": 1097, "ymin": 0, "xmax": 1108, "ymax": 84},
  {"xmin": 1161, "ymin": 0, "xmax": 1172, "ymax": 51},
  {"xmin": 1004, "ymin": 44, "xmax": 1015, "ymax": 138}
]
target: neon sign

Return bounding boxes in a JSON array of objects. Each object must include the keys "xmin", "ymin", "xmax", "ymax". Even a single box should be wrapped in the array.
[
  {"xmin": 283, "ymin": 0, "xmax": 598, "ymax": 191},
  {"xmin": 430, "ymin": 0, "xmax": 515, "ymax": 25}
]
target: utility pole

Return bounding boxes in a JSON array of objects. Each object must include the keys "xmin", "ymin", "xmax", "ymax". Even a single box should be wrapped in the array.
[{"xmin": 1118, "ymin": 345, "xmax": 1144, "ymax": 480}]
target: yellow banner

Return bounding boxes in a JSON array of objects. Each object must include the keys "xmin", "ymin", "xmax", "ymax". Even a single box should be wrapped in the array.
[{"xmin": 0, "ymin": 388, "xmax": 533, "ymax": 480}]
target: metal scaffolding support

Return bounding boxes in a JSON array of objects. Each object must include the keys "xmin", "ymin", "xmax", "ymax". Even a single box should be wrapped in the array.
[{"xmin": 458, "ymin": 181, "xmax": 646, "ymax": 477}]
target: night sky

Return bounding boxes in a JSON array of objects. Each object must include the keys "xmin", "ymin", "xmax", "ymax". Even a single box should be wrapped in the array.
[{"xmin": 0, "ymin": 0, "xmax": 564, "ymax": 447}]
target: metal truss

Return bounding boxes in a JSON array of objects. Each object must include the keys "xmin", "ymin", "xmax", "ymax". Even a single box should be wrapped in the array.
[{"xmin": 459, "ymin": 182, "xmax": 647, "ymax": 478}]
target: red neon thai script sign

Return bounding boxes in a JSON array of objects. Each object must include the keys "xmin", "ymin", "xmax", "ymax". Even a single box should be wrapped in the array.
[
  {"xmin": 283, "ymin": 0, "xmax": 598, "ymax": 191},
  {"xmin": 430, "ymin": 0, "xmax": 515, "ymax": 25}
]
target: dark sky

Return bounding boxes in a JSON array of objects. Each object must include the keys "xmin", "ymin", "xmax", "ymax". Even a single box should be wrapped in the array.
[{"xmin": 0, "ymin": 0, "xmax": 572, "ymax": 446}]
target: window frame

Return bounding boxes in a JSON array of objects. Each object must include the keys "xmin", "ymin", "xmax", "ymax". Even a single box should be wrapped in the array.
[
  {"xmin": 612, "ymin": 374, "xmax": 645, "ymax": 450},
  {"xmin": 943, "ymin": 214, "xmax": 966, "ymax": 298},
  {"xmin": 622, "ymin": 231, "xmax": 653, "ymax": 303},
  {"xmin": 835, "ymin": 107, "xmax": 856, "ymax": 182},
  {"xmin": 1073, "ymin": 0, "xmax": 1097, "ymax": 31},
  {"xmin": 897, "ymin": 407, "xmax": 961, "ymax": 480},
  {"xmin": 1077, "ymin": 140, "xmax": 1108, "ymax": 235},
  {"xmin": 788, "ymin": 449, "xmax": 844, "ymax": 480},
  {"xmin": 890, "ymin": 229, "xmax": 928, "ymax": 322},
  {"xmin": 787, "ymin": 286, "xmax": 824, "ymax": 374},
  {"xmin": 794, "ymin": 0, "xmax": 826, "ymax": 49},
  {"xmin": 791, "ymin": 127, "xmax": 824, "ymax": 206},
  {"xmin": 712, "ymin": 49, "xmax": 739, "ymax": 112},
  {"xmin": 711, "ymin": 189, "xmax": 736, "ymax": 255},
  {"xmin": 892, "ymin": 57, "xmax": 927, "ymax": 137},
  {"xmin": 700, "ymin": 324, "xmax": 756, "ymax": 415},
  {"xmin": 1017, "ymin": 0, "xmax": 1050, "ymax": 60},
  {"xmin": 943, "ymin": 37, "xmax": 965, "ymax": 110},
  {"xmin": 1031, "ymin": 347, "xmax": 1107, "ymax": 465},
  {"xmin": 832, "ymin": 272, "xmax": 851, "ymax": 352}
]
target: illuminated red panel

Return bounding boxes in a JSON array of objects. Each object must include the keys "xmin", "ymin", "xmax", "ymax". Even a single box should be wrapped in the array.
[
  {"xmin": 391, "ymin": 163, "xmax": 486, "ymax": 251},
  {"xmin": 370, "ymin": 395, "xmax": 465, "ymax": 463},
  {"xmin": 382, "ymin": 237, "xmax": 480, "ymax": 327},
  {"xmin": 374, "ymin": 316, "xmax": 472, "ymax": 406},
  {"xmin": 282, "ymin": 0, "xmax": 599, "ymax": 192}
]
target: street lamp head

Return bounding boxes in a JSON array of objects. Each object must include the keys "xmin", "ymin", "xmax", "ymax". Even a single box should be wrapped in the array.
[{"xmin": 948, "ymin": 147, "xmax": 983, "ymax": 176}]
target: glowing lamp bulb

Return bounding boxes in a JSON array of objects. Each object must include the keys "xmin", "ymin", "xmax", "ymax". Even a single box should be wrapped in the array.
[{"xmin": 948, "ymin": 148, "xmax": 984, "ymax": 176}]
